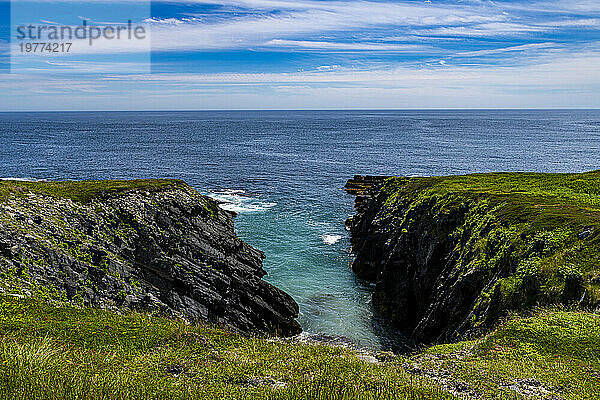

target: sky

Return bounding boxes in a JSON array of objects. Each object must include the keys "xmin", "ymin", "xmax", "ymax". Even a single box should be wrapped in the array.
[{"xmin": 0, "ymin": 0, "xmax": 599, "ymax": 110}]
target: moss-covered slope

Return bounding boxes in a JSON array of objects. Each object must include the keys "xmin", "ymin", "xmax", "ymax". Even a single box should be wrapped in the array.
[
  {"xmin": 346, "ymin": 172, "xmax": 600, "ymax": 344},
  {"xmin": 0, "ymin": 179, "xmax": 300, "ymax": 336}
]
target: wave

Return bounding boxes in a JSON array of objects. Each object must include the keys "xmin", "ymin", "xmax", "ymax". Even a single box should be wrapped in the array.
[
  {"xmin": 208, "ymin": 189, "xmax": 276, "ymax": 214},
  {"xmin": 321, "ymin": 234, "xmax": 342, "ymax": 245},
  {"xmin": 0, "ymin": 177, "xmax": 45, "ymax": 182}
]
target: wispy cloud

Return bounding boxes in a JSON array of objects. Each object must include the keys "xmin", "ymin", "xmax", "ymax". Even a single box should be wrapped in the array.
[
  {"xmin": 3, "ymin": 50, "xmax": 600, "ymax": 109},
  {"xmin": 264, "ymin": 39, "xmax": 428, "ymax": 51},
  {"xmin": 453, "ymin": 42, "xmax": 561, "ymax": 58},
  {"xmin": 144, "ymin": 1, "xmax": 511, "ymax": 51},
  {"xmin": 3, "ymin": 0, "xmax": 600, "ymax": 108},
  {"xmin": 417, "ymin": 22, "xmax": 549, "ymax": 38}
]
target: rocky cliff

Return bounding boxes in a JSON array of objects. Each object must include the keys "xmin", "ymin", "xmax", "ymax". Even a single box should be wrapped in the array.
[
  {"xmin": 346, "ymin": 172, "xmax": 600, "ymax": 344},
  {"xmin": 0, "ymin": 179, "xmax": 301, "ymax": 336}
]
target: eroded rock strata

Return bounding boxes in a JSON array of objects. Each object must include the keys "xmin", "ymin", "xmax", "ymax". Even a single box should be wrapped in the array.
[
  {"xmin": 346, "ymin": 173, "xmax": 600, "ymax": 344},
  {"xmin": 0, "ymin": 179, "xmax": 301, "ymax": 336}
]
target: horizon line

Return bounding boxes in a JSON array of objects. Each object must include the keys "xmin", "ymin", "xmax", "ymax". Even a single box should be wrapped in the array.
[{"xmin": 1, "ymin": 107, "xmax": 600, "ymax": 113}]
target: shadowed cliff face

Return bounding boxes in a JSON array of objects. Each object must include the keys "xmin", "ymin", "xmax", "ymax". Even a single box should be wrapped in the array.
[
  {"xmin": 345, "ymin": 173, "xmax": 600, "ymax": 345},
  {"xmin": 0, "ymin": 180, "xmax": 301, "ymax": 336}
]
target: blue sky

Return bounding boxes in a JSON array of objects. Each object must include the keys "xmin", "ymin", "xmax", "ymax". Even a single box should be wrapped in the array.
[{"xmin": 0, "ymin": 0, "xmax": 599, "ymax": 110}]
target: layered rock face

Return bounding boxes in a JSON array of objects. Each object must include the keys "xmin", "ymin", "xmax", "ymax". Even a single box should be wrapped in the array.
[
  {"xmin": 0, "ymin": 179, "xmax": 301, "ymax": 336},
  {"xmin": 346, "ymin": 173, "xmax": 600, "ymax": 344}
]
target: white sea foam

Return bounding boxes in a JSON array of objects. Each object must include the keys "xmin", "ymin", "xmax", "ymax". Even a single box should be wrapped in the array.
[
  {"xmin": 321, "ymin": 234, "xmax": 342, "ymax": 245},
  {"xmin": 208, "ymin": 189, "xmax": 276, "ymax": 213},
  {"xmin": 0, "ymin": 177, "xmax": 44, "ymax": 182},
  {"xmin": 219, "ymin": 202, "xmax": 277, "ymax": 213}
]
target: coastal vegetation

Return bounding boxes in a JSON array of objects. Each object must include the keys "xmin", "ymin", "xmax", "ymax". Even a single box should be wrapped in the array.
[
  {"xmin": 1, "ymin": 174, "xmax": 599, "ymax": 398},
  {"xmin": 0, "ymin": 295, "xmax": 598, "ymax": 399},
  {"xmin": 0, "ymin": 179, "xmax": 188, "ymax": 204}
]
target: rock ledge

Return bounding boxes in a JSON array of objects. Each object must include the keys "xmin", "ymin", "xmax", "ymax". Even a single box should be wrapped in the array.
[{"xmin": 0, "ymin": 179, "xmax": 301, "ymax": 336}]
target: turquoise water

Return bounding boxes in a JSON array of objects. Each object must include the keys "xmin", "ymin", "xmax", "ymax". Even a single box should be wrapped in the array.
[{"xmin": 1, "ymin": 110, "xmax": 600, "ymax": 349}]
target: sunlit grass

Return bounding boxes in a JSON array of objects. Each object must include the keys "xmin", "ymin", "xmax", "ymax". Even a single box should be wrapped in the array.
[
  {"xmin": 0, "ymin": 295, "xmax": 598, "ymax": 399},
  {"xmin": 419, "ymin": 309, "xmax": 600, "ymax": 399},
  {"xmin": 0, "ymin": 296, "xmax": 453, "ymax": 400}
]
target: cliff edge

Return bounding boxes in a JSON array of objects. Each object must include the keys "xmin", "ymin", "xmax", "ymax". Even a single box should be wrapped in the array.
[
  {"xmin": 346, "ymin": 172, "xmax": 600, "ymax": 344},
  {"xmin": 0, "ymin": 179, "xmax": 301, "ymax": 336}
]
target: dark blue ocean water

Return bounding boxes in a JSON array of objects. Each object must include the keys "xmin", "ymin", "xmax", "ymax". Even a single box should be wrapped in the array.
[{"xmin": 1, "ymin": 110, "xmax": 599, "ymax": 349}]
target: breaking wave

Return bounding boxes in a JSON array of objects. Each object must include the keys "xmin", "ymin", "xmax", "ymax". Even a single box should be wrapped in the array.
[{"xmin": 208, "ymin": 189, "xmax": 276, "ymax": 213}]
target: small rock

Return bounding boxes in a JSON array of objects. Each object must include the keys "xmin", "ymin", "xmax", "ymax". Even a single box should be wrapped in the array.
[
  {"xmin": 356, "ymin": 353, "xmax": 379, "ymax": 364},
  {"xmin": 453, "ymin": 382, "xmax": 470, "ymax": 392},
  {"xmin": 245, "ymin": 377, "xmax": 287, "ymax": 389},
  {"xmin": 521, "ymin": 378, "xmax": 542, "ymax": 387},
  {"xmin": 165, "ymin": 364, "xmax": 186, "ymax": 376},
  {"xmin": 9, "ymin": 245, "xmax": 21, "ymax": 257}
]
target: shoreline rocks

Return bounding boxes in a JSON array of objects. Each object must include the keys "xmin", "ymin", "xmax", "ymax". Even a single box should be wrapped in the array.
[{"xmin": 0, "ymin": 179, "xmax": 301, "ymax": 336}]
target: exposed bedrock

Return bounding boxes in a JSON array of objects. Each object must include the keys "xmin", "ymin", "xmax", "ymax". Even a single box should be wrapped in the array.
[
  {"xmin": 345, "ymin": 173, "xmax": 600, "ymax": 344},
  {"xmin": 0, "ymin": 179, "xmax": 301, "ymax": 336}
]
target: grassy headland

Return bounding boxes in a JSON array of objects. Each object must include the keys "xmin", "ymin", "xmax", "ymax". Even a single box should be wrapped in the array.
[
  {"xmin": 0, "ymin": 173, "xmax": 599, "ymax": 398},
  {"xmin": 381, "ymin": 171, "xmax": 600, "ymax": 310},
  {"xmin": 347, "ymin": 171, "xmax": 600, "ymax": 344}
]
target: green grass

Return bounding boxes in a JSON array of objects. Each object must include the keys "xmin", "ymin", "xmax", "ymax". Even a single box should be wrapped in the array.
[
  {"xmin": 0, "ymin": 179, "xmax": 187, "ymax": 203},
  {"xmin": 387, "ymin": 171, "xmax": 600, "ymax": 207},
  {"xmin": 418, "ymin": 309, "xmax": 600, "ymax": 399},
  {"xmin": 0, "ymin": 296, "xmax": 453, "ymax": 400},
  {"xmin": 0, "ymin": 296, "xmax": 598, "ymax": 399},
  {"xmin": 382, "ymin": 171, "xmax": 600, "ymax": 228}
]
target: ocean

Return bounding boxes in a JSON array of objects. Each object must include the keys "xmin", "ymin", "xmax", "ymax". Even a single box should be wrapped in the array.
[{"xmin": 1, "ymin": 109, "xmax": 599, "ymax": 349}]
